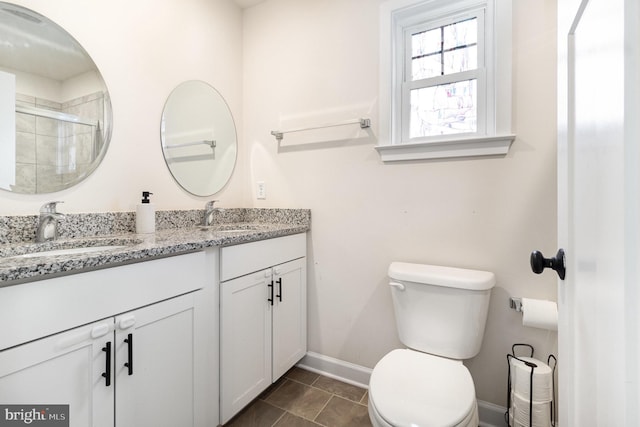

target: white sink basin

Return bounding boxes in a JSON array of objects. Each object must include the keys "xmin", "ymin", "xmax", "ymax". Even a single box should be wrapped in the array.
[
  {"xmin": 198, "ymin": 224, "xmax": 265, "ymax": 233},
  {"xmin": 16, "ymin": 245, "xmax": 127, "ymax": 258}
]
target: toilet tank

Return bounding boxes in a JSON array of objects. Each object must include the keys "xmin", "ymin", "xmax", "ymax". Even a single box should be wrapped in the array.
[{"xmin": 388, "ymin": 262, "xmax": 495, "ymax": 360}]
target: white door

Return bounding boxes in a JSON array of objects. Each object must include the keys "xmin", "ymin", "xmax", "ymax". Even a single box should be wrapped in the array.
[
  {"xmin": 558, "ymin": 0, "xmax": 640, "ymax": 425},
  {"xmin": 272, "ymin": 258, "xmax": 307, "ymax": 380},
  {"xmin": 115, "ymin": 292, "xmax": 197, "ymax": 427},
  {"xmin": 220, "ymin": 269, "xmax": 272, "ymax": 424},
  {"xmin": 0, "ymin": 320, "xmax": 114, "ymax": 427}
]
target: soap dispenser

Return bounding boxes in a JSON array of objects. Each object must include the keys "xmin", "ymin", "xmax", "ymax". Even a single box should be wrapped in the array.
[{"xmin": 136, "ymin": 191, "xmax": 155, "ymax": 234}]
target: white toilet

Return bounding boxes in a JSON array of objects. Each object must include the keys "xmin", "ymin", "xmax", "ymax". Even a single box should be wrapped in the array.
[{"xmin": 368, "ymin": 262, "xmax": 496, "ymax": 427}]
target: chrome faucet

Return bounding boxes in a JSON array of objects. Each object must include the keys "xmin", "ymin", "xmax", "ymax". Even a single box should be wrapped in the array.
[
  {"xmin": 203, "ymin": 200, "xmax": 218, "ymax": 226},
  {"xmin": 36, "ymin": 201, "xmax": 65, "ymax": 242}
]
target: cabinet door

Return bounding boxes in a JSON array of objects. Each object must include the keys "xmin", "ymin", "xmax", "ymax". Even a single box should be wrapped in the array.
[
  {"xmin": 272, "ymin": 257, "xmax": 307, "ymax": 380},
  {"xmin": 220, "ymin": 269, "xmax": 272, "ymax": 424},
  {"xmin": 0, "ymin": 320, "xmax": 114, "ymax": 427},
  {"xmin": 115, "ymin": 292, "xmax": 197, "ymax": 427}
]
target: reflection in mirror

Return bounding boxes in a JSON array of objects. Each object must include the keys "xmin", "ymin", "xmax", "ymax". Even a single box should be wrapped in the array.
[
  {"xmin": 161, "ymin": 81, "xmax": 237, "ymax": 196},
  {"xmin": 0, "ymin": 2, "xmax": 112, "ymax": 194}
]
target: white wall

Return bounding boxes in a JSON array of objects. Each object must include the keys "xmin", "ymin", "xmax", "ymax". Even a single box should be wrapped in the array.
[
  {"xmin": 0, "ymin": 66, "xmax": 62, "ymax": 102},
  {"xmin": 0, "ymin": 0, "xmax": 246, "ymax": 214},
  {"xmin": 243, "ymin": 0, "xmax": 558, "ymax": 406}
]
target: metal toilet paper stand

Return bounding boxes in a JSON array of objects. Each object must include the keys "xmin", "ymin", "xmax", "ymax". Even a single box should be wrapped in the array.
[{"xmin": 505, "ymin": 344, "xmax": 557, "ymax": 427}]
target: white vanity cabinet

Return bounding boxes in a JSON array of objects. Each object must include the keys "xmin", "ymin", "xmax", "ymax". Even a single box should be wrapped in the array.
[
  {"xmin": 0, "ymin": 292, "xmax": 196, "ymax": 427},
  {"xmin": 220, "ymin": 233, "xmax": 307, "ymax": 424},
  {"xmin": 0, "ymin": 250, "xmax": 219, "ymax": 427}
]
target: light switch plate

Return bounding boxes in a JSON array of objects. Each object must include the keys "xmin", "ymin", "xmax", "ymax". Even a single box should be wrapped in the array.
[{"xmin": 257, "ymin": 181, "xmax": 266, "ymax": 199}]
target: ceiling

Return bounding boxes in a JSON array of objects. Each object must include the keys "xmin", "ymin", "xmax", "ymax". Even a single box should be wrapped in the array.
[
  {"xmin": 0, "ymin": 5, "xmax": 95, "ymax": 82},
  {"xmin": 233, "ymin": 0, "xmax": 266, "ymax": 9}
]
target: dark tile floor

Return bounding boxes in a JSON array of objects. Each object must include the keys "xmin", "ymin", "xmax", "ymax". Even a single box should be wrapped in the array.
[{"xmin": 224, "ymin": 367, "xmax": 372, "ymax": 427}]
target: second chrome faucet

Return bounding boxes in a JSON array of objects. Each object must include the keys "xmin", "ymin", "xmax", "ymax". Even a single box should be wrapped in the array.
[{"xmin": 36, "ymin": 201, "xmax": 65, "ymax": 243}]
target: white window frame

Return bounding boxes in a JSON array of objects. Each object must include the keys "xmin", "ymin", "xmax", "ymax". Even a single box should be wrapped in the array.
[
  {"xmin": 402, "ymin": 10, "xmax": 485, "ymax": 142},
  {"xmin": 376, "ymin": 0, "xmax": 515, "ymax": 162}
]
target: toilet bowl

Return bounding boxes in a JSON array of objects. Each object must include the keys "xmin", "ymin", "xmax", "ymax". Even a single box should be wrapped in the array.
[
  {"xmin": 368, "ymin": 262, "xmax": 495, "ymax": 427},
  {"xmin": 368, "ymin": 349, "xmax": 478, "ymax": 427}
]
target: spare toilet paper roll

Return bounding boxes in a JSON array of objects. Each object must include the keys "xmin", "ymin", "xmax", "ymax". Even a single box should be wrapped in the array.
[
  {"xmin": 513, "ymin": 392, "xmax": 552, "ymax": 427},
  {"xmin": 509, "ymin": 357, "xmax": 553, "ymax": 402},
  {"xmin": 509, "ymin": 406, "xmax": 532, "ymax": 427},
  {"xmin": 522, "ymin": 298, "xmax": 558, "ymax": 331}
]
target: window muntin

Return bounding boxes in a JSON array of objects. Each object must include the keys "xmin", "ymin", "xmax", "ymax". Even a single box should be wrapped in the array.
[
  {"xmin": 411, "ymin": 18, "xmax": 478, "ymax": 80},
  {"xmin": 402, "ymin": 11, "xmax": 485, "ymax": 141}
]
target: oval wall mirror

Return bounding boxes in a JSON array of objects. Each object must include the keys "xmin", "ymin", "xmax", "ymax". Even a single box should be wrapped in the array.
[
  {"xmin": 0, "ymin": 2, "xmax": 113, "ymax": 194},
  {"xmin": 161, "ymin": 80, "xmax": 237, "ymax": 196}
]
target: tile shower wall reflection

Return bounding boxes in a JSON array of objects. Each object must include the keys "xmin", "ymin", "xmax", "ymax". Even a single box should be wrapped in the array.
[{"xmin": 13, "ymin": 92, "xmax": 104, "ymax": 193}]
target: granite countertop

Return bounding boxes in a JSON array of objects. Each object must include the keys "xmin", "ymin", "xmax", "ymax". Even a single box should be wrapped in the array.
[{"xmin": 0, "ymin": 209, "xmax": 310, "ymax": 287}]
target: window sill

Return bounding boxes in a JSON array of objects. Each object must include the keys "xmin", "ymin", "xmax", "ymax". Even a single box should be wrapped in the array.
[{"xmin": 374, "ymin": 134, "xmax": 516, "ymax": 162}]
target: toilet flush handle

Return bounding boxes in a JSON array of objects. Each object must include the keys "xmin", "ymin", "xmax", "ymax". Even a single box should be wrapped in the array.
[{"xmin": 389, "ymin": 282, "xmax": 405, "ymax": 291}]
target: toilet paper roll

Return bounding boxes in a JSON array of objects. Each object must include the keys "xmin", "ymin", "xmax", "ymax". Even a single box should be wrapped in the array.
[
  {"xmin": 513, "ymin": 392, "xmax": 552, "ymax": 427},
  {"xmin": 509, "ymin": 357, "xmax": 553, "ymax": 402},
  {"xmin": 508, "ymin": 408, "xmax": 528, "ymax": 427},
  {"xmin": 508, "ymin": 408, "xmax": 518, "ymax": 427},
  {"xmin": 522, "ymin": 298, "xmax": 558, "ymax": 331}
]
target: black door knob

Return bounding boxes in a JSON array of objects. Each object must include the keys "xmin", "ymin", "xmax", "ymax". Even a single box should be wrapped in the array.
[{"xmin": 530, "ymin": 249, "xmax": 566, "ymax": 280}]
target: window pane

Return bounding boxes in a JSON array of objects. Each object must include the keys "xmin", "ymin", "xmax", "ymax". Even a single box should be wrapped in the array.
[
  {"xmin": 409, "ymin": 79, "xmax": 477, "ymax": 138},
  {"xmin": 443, "ymin": 18, "xmax": 477, "ymax": 50},
  {"xmin": 412, "ymin": 53, "xmax": 442, "ymax": 80},
  {"xmin": 443, "ymin": 45, "xmax": 477, "ymax": 75},
  {"xmin": 411, "ymin": 28, "xmax": 441, "ymax": 58}
]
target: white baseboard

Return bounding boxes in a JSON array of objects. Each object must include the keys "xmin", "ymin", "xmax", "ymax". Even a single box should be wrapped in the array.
[
  {"xmin": 297, "ymin": 351, "xmax": 508, "ymax": 427},
  {"xmin": 478, "ymin": 400, "xmax": 508, "ymax": 427},
  {"xmin": 297, "ymin": 351, "xmax": 372, "ymax": 389}
]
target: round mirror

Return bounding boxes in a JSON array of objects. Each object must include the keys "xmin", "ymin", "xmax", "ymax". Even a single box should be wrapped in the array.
[
  {"xmin": 161, "ymin": 81, "xmax": 237, "ymax": 196},
  {"xmin": 0, "ymin": 2, "xmax": 112, "ymax": 194}
]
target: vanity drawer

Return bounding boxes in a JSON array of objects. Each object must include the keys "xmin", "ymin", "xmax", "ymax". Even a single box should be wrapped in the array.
[
  {"xmin": 0, "ymin": 251, "xmax": 207, "ymax": 351},
  {"xmin": 220, "ymin": 233, "xmax": 306, "ymax": 281}
]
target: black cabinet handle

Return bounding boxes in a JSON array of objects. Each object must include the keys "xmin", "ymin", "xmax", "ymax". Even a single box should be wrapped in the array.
[
  {"xmin": 276, "ymin": 278, "xmax": 282, "ymax": 302},
  {"xmin": 268, "ymin": 280, "xmax": 274, "ymax": 305},
  {"xmin": 124, "ymin": 333, "xmax": 133, "ymax": 375},
  {"xmin": 102, "ymin": 341, "xmax": 111, "ymax": 387}
]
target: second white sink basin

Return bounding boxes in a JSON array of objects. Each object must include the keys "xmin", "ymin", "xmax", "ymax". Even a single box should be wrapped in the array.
[{"xmin": 198, "ymin": 224, "xmax": 265, "ymax": 233}]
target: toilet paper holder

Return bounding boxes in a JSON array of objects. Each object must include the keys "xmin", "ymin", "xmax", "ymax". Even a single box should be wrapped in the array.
[{"xmin": 509, "ymin": 297, "xmax": 523, "ymax": 312}]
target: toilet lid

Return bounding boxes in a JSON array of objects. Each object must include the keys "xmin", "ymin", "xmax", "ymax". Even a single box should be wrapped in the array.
[{"xmin": 369, "ymin": 349, "xmax": 476, "ymax": 427}]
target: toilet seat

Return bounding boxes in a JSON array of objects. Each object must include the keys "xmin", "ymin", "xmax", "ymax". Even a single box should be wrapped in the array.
[
  {"xmin": 369, "ymin": 349, "xmax": 478, "ymax": 427},
  {"xmin": 369, "ymin": 396, "xmax": 477, "ymax": 427}
]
